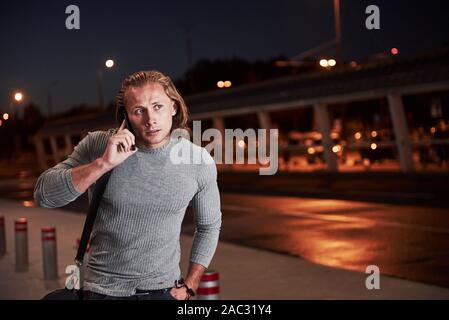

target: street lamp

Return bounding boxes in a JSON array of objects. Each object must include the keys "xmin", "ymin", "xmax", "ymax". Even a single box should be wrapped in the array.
[
  {"xmin": 319, "ymin": 59, "xmax": 329, "ymax": 68},
  {"xmin": 10, "ymin": 91, "xmax": 25, "ymax": 119},
  {"xmin": 14, "ymin": 92, "xmax": 23, "ymax": 102},
  {"xmin": 217, "ymin": 80, "xmax": 232, "ymax": 89},
  {"xmin": 97, "ymin": 58, "xmax": 115, "ymax": 108},
  {"xmin": 332, "ymin": 144, "xmax": 342, "ymax": 153},
  {"xmin": 333, "ymin": 0, "xmax": 342, "ymax": 65},
  {"xmin": 319, "ymin": 58, "xmax": 337, "ymax": 69},
  {"xmin": 105, "ymin": 59, "xmax": 114, "ymax": 68}
]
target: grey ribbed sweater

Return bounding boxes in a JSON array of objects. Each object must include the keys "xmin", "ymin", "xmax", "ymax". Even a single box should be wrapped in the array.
[{"xmin": 33, "ymin": 129, "xmax": 222, "ymax": 296}]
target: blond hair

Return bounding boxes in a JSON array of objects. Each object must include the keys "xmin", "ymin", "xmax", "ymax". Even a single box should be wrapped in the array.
[{"xmin": 115, "ymin": 70, "xmax": 190, "ymax": 132}]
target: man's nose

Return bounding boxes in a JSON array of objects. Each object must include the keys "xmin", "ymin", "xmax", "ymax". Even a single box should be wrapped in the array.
[{"xmin": 144, "ymin": 109, "xmax": 157, "ymax": 125}]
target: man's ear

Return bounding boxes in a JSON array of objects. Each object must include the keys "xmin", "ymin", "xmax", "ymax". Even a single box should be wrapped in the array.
[{"xmin": 172, "ymin": 102, "xmax": 177, "ymax": 116}]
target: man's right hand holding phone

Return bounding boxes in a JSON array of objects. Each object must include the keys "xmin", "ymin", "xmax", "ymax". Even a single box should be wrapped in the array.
[{"xmin": 101, "ymin": 120, "xmax": 138, "ymax": 170}]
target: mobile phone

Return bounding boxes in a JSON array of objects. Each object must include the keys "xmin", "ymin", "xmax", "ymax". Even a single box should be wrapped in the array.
[
  {"xmin": 120, "ymin": 107, "xmax": 136, "ymax": 150},
  {"xmin": 121, "ymin": 107, "xmax": 136, "ymax": 136}
]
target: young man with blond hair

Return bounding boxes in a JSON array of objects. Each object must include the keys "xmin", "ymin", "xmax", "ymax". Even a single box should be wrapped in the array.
[{"xmin": 34, "ymin": 70, "xmax": 222, "ymax": 300}]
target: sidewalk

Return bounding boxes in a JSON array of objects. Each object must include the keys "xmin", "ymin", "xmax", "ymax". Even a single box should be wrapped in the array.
[{"xmin": 1, "ymin": 199, "xmax": 449, "ymax": 300}]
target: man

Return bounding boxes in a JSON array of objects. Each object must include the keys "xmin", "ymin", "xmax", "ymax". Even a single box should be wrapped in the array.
[{"xmin": 34, "ymin": 70, "xmax": 222, "ymax": 300}]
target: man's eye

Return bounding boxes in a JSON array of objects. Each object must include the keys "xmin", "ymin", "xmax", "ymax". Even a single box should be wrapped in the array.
[
  {"xmin": 154, "ymin": 105, "xmax": 162, "ymax": 110},
  {"xmin": 135, "ymin": 108, "xmax": 144, "ymax": 114}
]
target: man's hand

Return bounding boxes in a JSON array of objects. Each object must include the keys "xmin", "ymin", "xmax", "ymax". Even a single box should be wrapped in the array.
[
  {"xmin": 169, "ymin": 286, "xmax": 190, "ymax": 300},
  {"xmin": 101, "ymin": 120, "xmax": 138, "ymax": 170},
  {"xmin": 169, "ymin": 263, "xmax": 206, "ymax": 300}
]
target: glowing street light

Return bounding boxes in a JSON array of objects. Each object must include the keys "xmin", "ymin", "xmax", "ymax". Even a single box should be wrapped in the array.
[
  {"xmin": 217, "ymin": 80, "xmax": 232, "ymax": 88},
  {"xmin": 370, "ymin": 143, "xmax": 377, "ymax": 150},
  {"xmin": 371, "ymin": 130, "xmax": 378, "ymax": 138},
  {"xmin": 319, "ymin": 58, "xmax": 336, "ymax": 68},
  {"xmin": 319, "ymin": 59, "xmax": 329, "ymax": 67},
  {"xmin": 14, "ymin": 92, "xmax": 23, "ymax": 102},
  {"xmin": 307, "ymin": 147, "xmax": 316, "ymax": 155},
  {"xmin": 3, "ymin": 113, "xmax": 9, "ymax": 121},
  {"xmin": 390, "ymin": 47, "xmax": 399, "ymax": 55},
  {"xmin": 332, "ymin": 145, "xmax": 342, "ymax": 153},
  {"xmin": 98, "ymin": 59, "xmax": 116, "ymax": 108},
  {"xmin": 105, "ymin": 59, "xmax": 115, "ymax": 68},
  {"xmin": 354, "ymin": 132, "xmax": 362, "ymax": 140}
]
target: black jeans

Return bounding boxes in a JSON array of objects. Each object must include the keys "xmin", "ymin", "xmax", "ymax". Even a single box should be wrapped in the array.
[{"xmin": 83, "ymin": 288, "xmax": 177, "ymax": 300}]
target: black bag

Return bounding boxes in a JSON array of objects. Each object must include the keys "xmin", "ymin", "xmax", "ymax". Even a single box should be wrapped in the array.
[
  {"xmin": 41, "ymin": 171, "xmax": 112, "ymax": 300},
  {"xmin": 42, "ymin": 288, "xmax": 84, "ymax": 300}
]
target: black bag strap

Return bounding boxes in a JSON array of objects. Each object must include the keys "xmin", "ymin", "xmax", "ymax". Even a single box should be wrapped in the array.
[{"xmin": 75, "ymin": 170, "xmax": 112, "ymax": 265}]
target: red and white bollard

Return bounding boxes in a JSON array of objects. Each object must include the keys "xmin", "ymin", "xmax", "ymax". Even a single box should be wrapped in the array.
[
  {"xmin": 15, "ymin": 218, "xmax": 28, "ymax": 272},
  {"xmin": 0, "ymin": 216, "xmax": 6, "ymax": 256},
  {"xmin": 197, "ymin": 269, "xmax": 220, "ymax": 300},
  {"xmin": 42, "ymin": 227, "xmax": 58, "ymax": 280}
]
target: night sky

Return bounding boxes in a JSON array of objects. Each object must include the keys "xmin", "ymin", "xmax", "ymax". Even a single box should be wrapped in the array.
[{"xmin": 1, "ymin": 0, "xmax": 448, "ymax": 116}]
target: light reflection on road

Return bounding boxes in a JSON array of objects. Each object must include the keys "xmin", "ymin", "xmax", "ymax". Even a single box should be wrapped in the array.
[{"xmin": 218, "ymin": 193, "xmax": 449, "ymax": 287}]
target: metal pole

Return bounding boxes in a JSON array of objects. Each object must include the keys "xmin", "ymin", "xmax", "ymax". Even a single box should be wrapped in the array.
[
  {"xmin": 0, "ymin": 216, "xmax": 6, "ymax": 256},
  {"xmin": 97, "ymin": 69, "xmax": 104, "ymax": 108},
  {"xmin": 333, "ymin": 0, "xmax": 343, "ymax": 64},
  {"xmin": 42, "ymin": 227, "xmax": 58, "ymax": 280},
  {"xmin": 15, "ymin": 218, "xmax": 28, "ymax": 272}
]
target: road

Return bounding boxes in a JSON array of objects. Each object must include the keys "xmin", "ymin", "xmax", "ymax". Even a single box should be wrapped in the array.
[
  {"xmin": 183, "ymin": 193, "xmax": 449, "ymax": 288},
  {"xmin": 1, "ymin": 175, "xmax": 448, "ymax": 288}
]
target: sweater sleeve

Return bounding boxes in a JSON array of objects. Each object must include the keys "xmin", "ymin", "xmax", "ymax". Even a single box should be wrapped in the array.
[
  {"xmin": 189, "ymin": 148, "xmax": 222, "ymax": 268},
  {"xmin": 33, "ymin": 132, "xmax": 95, "ymax": 208}
]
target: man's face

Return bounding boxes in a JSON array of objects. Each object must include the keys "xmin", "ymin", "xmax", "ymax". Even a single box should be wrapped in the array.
[{"xmin": 124, "ymin": 82, "xmax": 177, "ymax": 149}]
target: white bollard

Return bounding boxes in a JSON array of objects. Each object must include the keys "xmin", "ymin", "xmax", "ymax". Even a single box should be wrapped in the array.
[
  {"xmin": 0, "ymin": 216, "xmax": 6, "ymax": 256},
  {"xmin": 15, "ymin": 218, "xmax": 28, "ymax": 272},
  {"xmin": 42, "ymin": 227, "xmax": 58, "ymax": 280},
  {"xmin": 197, "ymin": 269, "xmax": 220, "ymax": 300}
]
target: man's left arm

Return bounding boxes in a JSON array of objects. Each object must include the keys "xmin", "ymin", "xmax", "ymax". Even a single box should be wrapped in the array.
[
  {"xmin": 186, "ymin": 150, "xmax": 222, "ymax": 292},
  {"xmin": 171, "ymin": 149, "xmax": 222, "ymax": 300}
]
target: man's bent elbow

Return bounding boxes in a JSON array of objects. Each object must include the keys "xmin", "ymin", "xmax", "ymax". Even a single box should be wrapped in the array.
[{"xmin": 33, "ymin": 189, "xmax": 54, "ymax": 208}]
